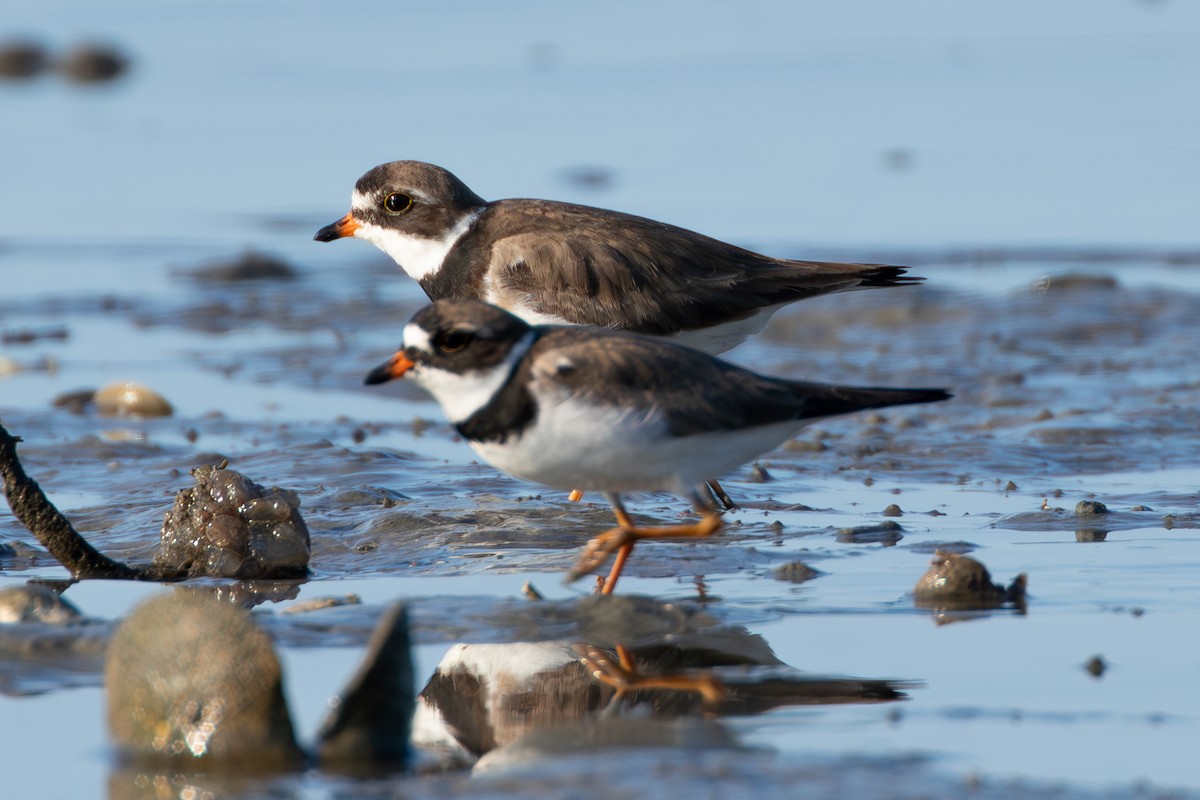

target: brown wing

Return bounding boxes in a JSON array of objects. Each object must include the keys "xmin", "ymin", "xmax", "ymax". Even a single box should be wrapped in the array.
[
  {"xmin": 529, "ymin": 328, "xmax": 949, "ymax": 437},
  {"xmin": 443, "ymin": 200, "xmax": 917, "ymax": 335}
]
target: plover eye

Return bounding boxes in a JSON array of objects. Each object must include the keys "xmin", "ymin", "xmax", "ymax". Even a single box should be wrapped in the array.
[
  {"xmin": 435, "ymin": 330, "xmax": 471, "ymax": 353},
  {"xmin": 382, "ymin": 192, "xmax": 413, "ymax": 215}
]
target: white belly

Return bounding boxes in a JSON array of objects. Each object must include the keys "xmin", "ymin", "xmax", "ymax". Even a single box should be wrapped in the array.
[{"xmin": 470, "ymin": 395, "xmax": 804, "ymax": 494}]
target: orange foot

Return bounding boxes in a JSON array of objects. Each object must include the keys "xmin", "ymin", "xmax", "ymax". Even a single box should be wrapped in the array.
[
  {"xmin": 567, "ymin": 510, "xmax": 723, "ymax": 594},
  {"xmin": 575, "ymin": 643, "xmax": 727, "ymax": 706}
]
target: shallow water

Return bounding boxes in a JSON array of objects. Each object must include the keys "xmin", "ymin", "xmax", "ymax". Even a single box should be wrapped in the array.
[{"xmin": 3, "ymin": 2, "xmax": 1200, "ymax": 798}]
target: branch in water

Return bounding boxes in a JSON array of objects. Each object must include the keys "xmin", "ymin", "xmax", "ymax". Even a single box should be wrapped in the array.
[{"xmin": 0, "ymin": 420, "xmax": 182, "ymax": 581}]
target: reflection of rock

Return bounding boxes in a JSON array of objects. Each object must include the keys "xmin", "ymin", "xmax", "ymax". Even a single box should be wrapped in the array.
[
  {"xmin": 316, "ymin": 603, "xmax": 415, "ymax": 769},
  {"xmin": 105, "ymin": 591, "xmax": 303, "ymax": 765},
  {"xmin": 414, "ymin": 617, "xmax": 914, "ymax": 769},
  {"xmin": 106, "ymin": 594, "xmax": 415, "ymax": 795},
  {"xmin": 1075, "ymin": 529, "xmax": 1108, "ymax": 542},
  {"xmin": 913, "ymin": 550, "xmax": 1026, "ymax": 612},
  {"xmin": 474, "ymin": 716, "xmax": 738, "ymax": 773},
  {"xmin": 0, "ymin": 583, "xmax": 83, "ymax": 625},
  {"xmin": 156, "ymin": 463, "xmax": 310, "ymax": 578}
]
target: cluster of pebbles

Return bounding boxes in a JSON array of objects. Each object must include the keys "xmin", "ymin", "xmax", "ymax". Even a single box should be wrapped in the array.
[{"xmin": 0, "ymin": 39, "xmax": 128, "ymax": 83}]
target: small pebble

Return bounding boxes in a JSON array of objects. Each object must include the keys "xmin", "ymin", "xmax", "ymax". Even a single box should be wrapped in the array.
[
  {"xmin": 0, "ymin": 40, "xmax": 49, "ymax": 79},
  {"xmin": 1084, "ymin": 655, "xmax": 1107, "ymax": 678},
  {"xmin": 772, "ymin": 561, "xmax": 822, "ymax": 583},
  {"xmin": 1074, "ymin": 499, "xmax": 1109, "ymax": 516},
  {"xmin": 882, "ymin": 504, "xmax": 903, "ymax": 517},
  {"xmin": 57, "ymin": 42, "xmax": 129, "ymax": 83},
  {"xmin": 0, "ymin": 356, "xmax": 21, "ymax": 377},
  {"xmin": 94, "ymin": 381, "xmax": 174, "ymax": 418}
]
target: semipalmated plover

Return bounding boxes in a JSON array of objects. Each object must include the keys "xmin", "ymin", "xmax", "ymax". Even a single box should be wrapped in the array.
[
  {"xmin": 317, "ymin": 161, "xmax": 922, "ymax": 355},
  {"xmin": 364, "ymin": 299, "xmax": 950, "ymax": 593}
]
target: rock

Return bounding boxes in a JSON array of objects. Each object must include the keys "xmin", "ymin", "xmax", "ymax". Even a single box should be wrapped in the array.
[
  {"xmin": 57, "ymin": 42, "xmax": 128, "ymax": 83},
  {"xmin": 0, "ymin": 40, "xmax": 49, "ymax": 79},
  {"xmin": 93, "ymin": 382, "xmax": 174, "ymax": 418},
  {"xmin": 913, "ymin": 550, "xmax": 1026, "ymax": 610},
  {"xmin": 837, "ymin": 520, "xmax": 903, "ymax": 545},
  {"xmin": 772, "ymin": 561, "xmax": 822, "ymax": 583},
  {"xmin": 186, "ymin": 251, "xmax": 297, "ymax": 282},
  {"xmin": 155, "ymin": 463, "xmax": 310, "ymax": 578},
  {"xmin": 1074, "ymin": 500, "xmax": 1109, "ymax": 517},
  {"xmin": 105, "ymin": 591, "xmax": 303, "ymax": 765}
]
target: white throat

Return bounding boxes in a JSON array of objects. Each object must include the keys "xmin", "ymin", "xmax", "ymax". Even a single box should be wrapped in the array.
[
  {"xmin": 356, "ymin": 209, "xmax": 481, "ymax": 283},
  {"xmin": 405, "ymin": 326, "xmax": 536, "ymax": 424}
]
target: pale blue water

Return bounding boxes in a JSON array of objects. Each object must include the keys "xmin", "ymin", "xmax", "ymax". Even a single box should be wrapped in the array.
[{"xmin": 2, "ymin": 1, "xmax": 1200, "ymax": 797}]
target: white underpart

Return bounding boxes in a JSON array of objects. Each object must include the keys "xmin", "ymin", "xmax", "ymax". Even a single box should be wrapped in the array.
[
  {"xmin": 668, "ymin": 304, "xmax": 786, "ymax": 355},
  {"xmin": 479, "ymin": 278, "xmax": 574, "ymax": 328},
  {"xmin": 353, "ymin": 199, "xmax": 481, "ymax": 283},
  {"xmin": 481, "ymin": 274, "xmax": 786, "ymax": 354},
  {"xmin": 411, "ymin": 641, "xmax": 579, "ymax": 762},
  {"xmin": 471, "ymin": 382, "xmax": 808, "ymax": 494},
  {"xmin": 403, "ymin": 326, "xmax": 536, "ymax": 423},
  {"xmin": 410, "ymin": 702, "xmax": 474, "ymax": 765}
]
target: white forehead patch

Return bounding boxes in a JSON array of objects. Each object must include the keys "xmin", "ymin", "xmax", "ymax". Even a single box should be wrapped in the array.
[{"xmin": 402, "ymin": 322, "xmax": 432, "ymax": 354}]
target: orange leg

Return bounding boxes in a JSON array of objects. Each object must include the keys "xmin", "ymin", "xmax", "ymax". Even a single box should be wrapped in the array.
[
  {"xmin": 568, "ymin": 489, "xmax": 584, "ymax": 502},
  {"xmin": 575, "ymin": 643, "xmax": 727, "ymax": 706},
  {"xmin": 569, "ymin": 507, "xmax": 723, "ymax": 594}
]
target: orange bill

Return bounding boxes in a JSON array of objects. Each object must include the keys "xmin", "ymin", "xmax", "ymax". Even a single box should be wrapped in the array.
[
  {"xmin": 313, "ymin": 212, "xmax": 361, "ymax": 242},
  {"xmin": 363, "ymin": 352, "xmax": 415, "ymax": 385}
]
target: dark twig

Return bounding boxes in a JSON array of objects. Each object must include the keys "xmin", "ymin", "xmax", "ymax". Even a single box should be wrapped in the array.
[{"xmin": 0, "ymin": 420, "xmax": 184, "ymax": 581}]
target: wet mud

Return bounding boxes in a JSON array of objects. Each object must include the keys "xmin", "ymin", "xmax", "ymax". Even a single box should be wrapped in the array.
[{"xmin": 2, "ymin": 251, "xmax": 1199, "ymax": 799}]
